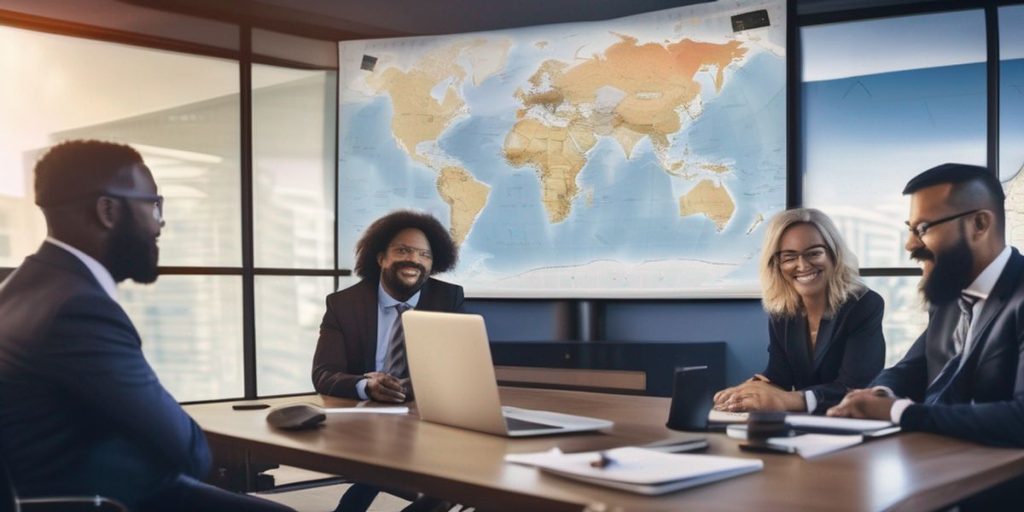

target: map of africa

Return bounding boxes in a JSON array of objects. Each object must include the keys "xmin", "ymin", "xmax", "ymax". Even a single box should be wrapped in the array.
[{"xmin": 338, "ymin": 0, "xmax": 786, "ymax": 297}]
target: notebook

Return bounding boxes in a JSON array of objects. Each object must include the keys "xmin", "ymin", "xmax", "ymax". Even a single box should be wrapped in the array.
[
  {"xmin": 726, "ymin": 415, "xmax": 900, "ymax": 439},
  {"xmin": 785, "ymin": 415, "xmax": 900, "ymax": 437},
  {"xmin": 506, "ymin": 447, "xmax": 762, "ymax": 495}
]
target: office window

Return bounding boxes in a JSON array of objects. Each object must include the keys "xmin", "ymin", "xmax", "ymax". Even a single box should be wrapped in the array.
[
  {"xmin": 0, "ymin": 25, "xmax": 242, "ymax": 267},
  {"xmin": 862, "ymin": 276, "xmax": 928, "ymax": 367},
  {"xmin": 121, "ymin": 276, "xmax": 245, "ymax": 402},
  {"xmin": 0, "ymin": 25, "xmax": 247, "ymax": 401},
  {"xmin": 253, "ymin": 65, "xmax": 337, "ymax": 269},
  {"xmin": 1001, "ymin": 5, "xmax": 1024, "ymax": 249},
  {"xmin": 802, "ymin": 11, "xmax": 987, "ymax": 268},
  {"xmin": 255, "ymin": 276, "xmax": 335, "ymax": 395},
  {"xmin": 0, "ymin": 210, "xmax": 9, "ymax": 259}
]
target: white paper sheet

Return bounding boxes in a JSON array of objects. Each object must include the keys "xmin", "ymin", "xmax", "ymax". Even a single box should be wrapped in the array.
[
  {"xmin": 505, "ymin": 447, "xmax": 763, "ymax": 495},
  {"xmin": 322, "ymin": 406, "xmax": 409, "ymax": 414},
  {"xmin": 767, "ymin": 434, "xmax": 863, "ymax": 459}
]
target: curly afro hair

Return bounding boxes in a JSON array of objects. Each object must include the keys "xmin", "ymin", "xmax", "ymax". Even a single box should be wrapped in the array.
[{"xmin": 354, "ymin": 210, "xmax": 458, "ymax": 280}]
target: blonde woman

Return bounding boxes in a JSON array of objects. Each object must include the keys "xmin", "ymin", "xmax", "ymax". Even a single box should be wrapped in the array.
[{"xmin": 713, "ymin": 208, "xmax": 885, "ymax": 414}]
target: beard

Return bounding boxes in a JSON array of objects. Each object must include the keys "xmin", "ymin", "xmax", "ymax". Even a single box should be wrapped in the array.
[
  {"xmin": 913, "ymin": 231, "xmax": 973, "ymax": 306},
  {"xmin": 106, "ymin": 207, "xmax": 160, "ymax": 284},
  {"xmin": 380, "ymin": 260, "xmax": 428, "ymax": 300}
]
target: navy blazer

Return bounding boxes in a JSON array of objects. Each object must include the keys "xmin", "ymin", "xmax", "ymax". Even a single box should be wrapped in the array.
[
  {"xmin": 872, "ymin": 248, "xmax": 1024, "ymax": 447},
  {"xmin": 763, "ymin": 288, "xmax": 886, "ymax": 413},
  {"xmin": 0, "ymin": 243, "xmax": 210, "ymax": 506},
  {"xmin": 312, "ymin": 277, "xmax": 465, "ymax": 398}
]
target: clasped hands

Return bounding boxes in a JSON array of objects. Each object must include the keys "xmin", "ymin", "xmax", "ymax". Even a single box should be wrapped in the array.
[
  {"xmin": 713, "ymin": 374, "xmax": 805, "ymax": 412},
  {"xmin": 364, "ymin": 372, "xmax": 411, "ymax": 403}
]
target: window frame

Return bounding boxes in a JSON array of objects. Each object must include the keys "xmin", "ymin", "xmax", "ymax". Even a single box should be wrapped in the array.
[
  {"xmin": 794, "ymin": 0, "xmax": 1019, "ymax": 279},
  {"xmin": 0, "ymin": 11, "xmax": 348, "ymax": 402},
  {"xmin": 2, "ymin": 0, "xmax": 1023, "ymax": 401}
]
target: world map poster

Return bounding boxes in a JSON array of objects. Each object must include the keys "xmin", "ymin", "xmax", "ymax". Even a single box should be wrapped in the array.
[{"xmin": 338, "ymin": 0, "xmax": 786, "ymax": 297}]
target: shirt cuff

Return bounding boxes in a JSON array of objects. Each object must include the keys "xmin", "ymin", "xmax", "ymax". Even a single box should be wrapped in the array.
[
  {"xmin": 356, "ymin": 378, "xmax": 369, "ymax": 401},
  {"xmin": 804, "ymin": 391, "xmax": 817, "ymax": 413},
  {"xmin": 890, "ymin": 398, "xmax": 913, "ymax": 424},
  {"xmin": 871, "ymin": 386, "xmax": 896, "ymax": 398}
]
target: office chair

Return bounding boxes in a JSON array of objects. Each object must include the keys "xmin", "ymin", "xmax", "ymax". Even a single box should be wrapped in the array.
[{"xmin": 0, "ymin": 456, "xmax": 128, "ymax": 512}]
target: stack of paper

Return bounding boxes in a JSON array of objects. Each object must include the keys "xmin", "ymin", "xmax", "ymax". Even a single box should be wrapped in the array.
[
  {"xmin": 765, "ymin": 434, "xmax": 864, "ymax": 459},
  {"xmin": 506, "ymin": 447, "xmax": 762, "ymax": 495},
  {"xmin": 708, "ymin": 409, "xmax": 749, "ymax": 424},
  {"xmin": 785, "ymin": 415, "xmax": 900, "ymax": 437}
]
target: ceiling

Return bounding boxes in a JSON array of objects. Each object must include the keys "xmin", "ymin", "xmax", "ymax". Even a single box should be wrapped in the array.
[{"xmin": 118, "ymin": 0, "xmax": 942, "ymax": 40}]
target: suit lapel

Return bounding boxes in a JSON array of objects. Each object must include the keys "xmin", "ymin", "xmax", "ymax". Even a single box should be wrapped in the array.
[
  {"xmin": 961, "ymin": 250, "xmax": 1024, "ymax": 367},
  {"xmin": 811, "ymin": 313, "xmax": 838, "ymax": 372},
  {"xmin": 354, "ymin": 280, "xmax": 379, "ymax": 370},
  {"xmin": 927, "ymin": 249, "xmax": 1024, "ymax": 401},
  {"xmin": 415, "ymin": 279, "xmax": 438, "ymax": 311},
  {"xmin": 786, "ymin": 315, "xmax": 813, "ymax": 382}
]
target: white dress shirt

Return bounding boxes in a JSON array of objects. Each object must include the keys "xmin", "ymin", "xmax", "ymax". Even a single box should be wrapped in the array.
[{"xmin": 354, "ymin": 282, "xmax": 421, "ymax": 400}]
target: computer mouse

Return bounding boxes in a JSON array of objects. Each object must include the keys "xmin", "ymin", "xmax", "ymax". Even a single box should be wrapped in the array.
[{"xmin": 266, "ymin": 403, "xmax": 327, "ymax": 430}]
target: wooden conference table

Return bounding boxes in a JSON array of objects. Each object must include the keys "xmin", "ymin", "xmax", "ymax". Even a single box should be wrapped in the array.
[{"xmin": 184, "ymin": 388, "xmax": 1024, "ymax": 511}]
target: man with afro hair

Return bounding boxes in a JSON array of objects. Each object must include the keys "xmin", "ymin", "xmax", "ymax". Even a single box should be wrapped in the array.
[{"xmin": 312, "ymin": 210, "xmax": 462, "ymax": 512}]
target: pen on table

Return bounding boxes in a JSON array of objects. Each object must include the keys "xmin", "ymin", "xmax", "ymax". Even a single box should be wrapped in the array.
[{"xmin": 590, "ymin": 451, "xmax": 616, "ymax": 469}]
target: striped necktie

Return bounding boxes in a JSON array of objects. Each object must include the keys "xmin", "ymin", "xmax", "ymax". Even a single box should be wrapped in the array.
[
  {"xmin": 953, "ymin": 293, "xmax": 979, "ymax": 356},
  {"xmin": 925, "ymin": 293, "xmax": 981, "ymax": 404},
  {"xmin": 385, "ymin": 303, "xmax": 412, "ymax": 379}
]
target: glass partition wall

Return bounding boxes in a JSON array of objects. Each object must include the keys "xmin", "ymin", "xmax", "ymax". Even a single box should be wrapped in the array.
[
  {"xmin": 801, "ymin": 3, "xmax": 1024, "ymax": 366},
  {"xmin": 0, "ymin": 20, "xmax": 339, "ymax": 401}
]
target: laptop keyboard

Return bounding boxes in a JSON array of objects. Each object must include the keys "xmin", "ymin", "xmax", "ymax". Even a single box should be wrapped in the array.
[{"xmin": 504, "ymin": 416, "xmax": 562, "ymax": 432}]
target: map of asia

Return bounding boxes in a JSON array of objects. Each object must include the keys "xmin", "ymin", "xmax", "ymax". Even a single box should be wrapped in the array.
[{"xmin": 338, "ymin": 0, "xmax": 786, "ymax": 297}]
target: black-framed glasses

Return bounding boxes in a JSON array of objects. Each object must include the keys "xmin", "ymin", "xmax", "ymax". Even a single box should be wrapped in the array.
[
  {"xmin": 389, "ymin": 244, "xmax": 432, "ymax": 261},
  {"xmin": 775, "ymin": 244, "xmax": 830, "ymax": 268},
  {"xmin": 102, "ymin": 191, "xmax": 164, "ymax": 222},
  {"xmin": 905, "ymin": 209, "xmax": 980, "ymax": 239}
]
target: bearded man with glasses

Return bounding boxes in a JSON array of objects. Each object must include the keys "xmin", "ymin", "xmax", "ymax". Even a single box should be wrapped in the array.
[
  {"xmin": 0, "ymin": 140, "xmax": 295, "ymax": 511},
  {"xmin": 828, "ymin": 163, "xmax": 1024, "ymax": 508},
  {"xmin": 828, "ymin": 164, "xmax": 1024, "ymax": 439},
  {"xmin": 313, "ymin": 209, "xmax": 462, "ymax": 512}
]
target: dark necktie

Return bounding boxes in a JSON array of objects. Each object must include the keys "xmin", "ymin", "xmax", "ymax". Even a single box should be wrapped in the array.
[
  {"xmin": 385, "ymin": 303, "xmax": 412, "ymax": 379},
  {"xmin": 925, "ymin": 293, "xmax": 981, "ymax": 404},
  {"xmin": 952, "ymin": 293, "xmax": 979, "ymax": 356}
]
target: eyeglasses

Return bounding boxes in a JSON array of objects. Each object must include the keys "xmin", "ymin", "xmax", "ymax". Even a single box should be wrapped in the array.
[
  {"xmin": 775, "ymin": 245, "xmax": 830, "ymax": 268},
  {"xmin": 905, "ymin": 209, "xmax": 980, "ymax": 239},
  {"xmin": 389, "ymin": 244, "xmax": 432, "ymax": 261},
  {"xmin": 102, "ymin": 191, "xmax": 164, "ymax": 222}
]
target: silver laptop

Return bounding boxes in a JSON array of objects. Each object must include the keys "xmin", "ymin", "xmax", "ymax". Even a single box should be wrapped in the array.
[{"xmin": 402, "ymin": 310, "xmax": 614, "ymax": 437}]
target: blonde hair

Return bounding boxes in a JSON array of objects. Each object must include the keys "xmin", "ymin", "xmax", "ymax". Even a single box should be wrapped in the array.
[{"xmin": 759, "ymin": 208, "xmax": 864, "ymax": 318}]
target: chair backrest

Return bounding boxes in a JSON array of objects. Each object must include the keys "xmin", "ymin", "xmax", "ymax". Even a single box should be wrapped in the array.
[
  {"xmin": 0, "ymin": 454, "xmax": 21, "ymax": 512},
  {"xmin": 494, "ymin": 365, "xmax": 647, "ymax": 393},
  {"xmin": 0, "ymin": 453, "xmax": 127, "ymax": 512},
  {"xmin": 489, "ymin": 341, "xmax": 727, "ymax": 396}
]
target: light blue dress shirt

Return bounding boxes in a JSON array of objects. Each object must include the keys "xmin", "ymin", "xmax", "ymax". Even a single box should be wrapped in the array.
[{"xmin": 355, "ymin": 282, "xmax": 421, "ymax": 400}]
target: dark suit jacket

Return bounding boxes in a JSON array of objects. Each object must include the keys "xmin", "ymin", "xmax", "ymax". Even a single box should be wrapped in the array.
[
  {"xmin": 872, "ymin": 248, "xmax": 1024, "ymax": 447},
  {"xmin": 0, "ymin": 243, "xmax": 210, "ymax": 506},
  {"xmin": 763, "ymin": 288, "xmax": 886, "ymax": 413},
  {"xmin": 312, "ymin": 277, "xmax": 465, "ymax": 398}
]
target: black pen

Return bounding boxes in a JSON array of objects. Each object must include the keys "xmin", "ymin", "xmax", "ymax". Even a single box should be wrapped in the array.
[{"xmin": 590, "ymin": 451, "xmax": 616, "ymax": 469}]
